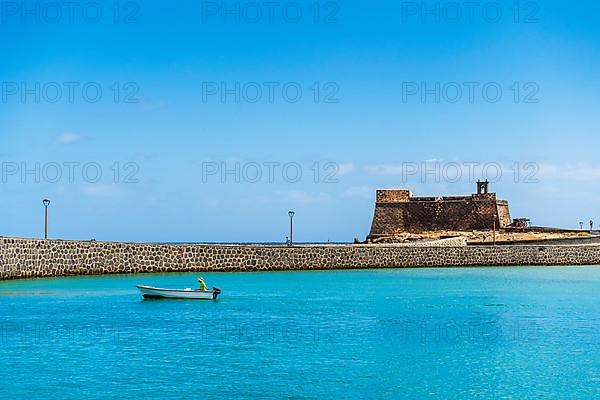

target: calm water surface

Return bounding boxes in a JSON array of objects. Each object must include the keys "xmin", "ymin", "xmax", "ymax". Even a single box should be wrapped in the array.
[{"xmin": 0, "ymin": 267, "xmax": 599, "ymax": 399}]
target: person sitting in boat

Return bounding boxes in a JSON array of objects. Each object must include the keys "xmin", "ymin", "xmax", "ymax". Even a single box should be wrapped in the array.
[{"xmin": 198, "ymin": 277, "xmax": 208, "ymax": 291}]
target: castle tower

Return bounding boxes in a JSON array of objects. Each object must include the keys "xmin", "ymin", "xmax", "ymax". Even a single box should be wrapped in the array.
[{"xmin": 477, "ymin": 179, "xmax": 489, "ymax": 194}]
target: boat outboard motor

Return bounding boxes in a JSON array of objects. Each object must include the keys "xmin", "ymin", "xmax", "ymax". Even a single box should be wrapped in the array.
[{"xmin": 212, "ymin": 287, "xmax": 222, "ymax": 299}]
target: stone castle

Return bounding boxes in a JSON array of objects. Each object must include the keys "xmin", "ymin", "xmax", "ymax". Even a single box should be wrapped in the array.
[{"xmin": 368, "ymin": 181, "xmax": 518, "ymax": 240}]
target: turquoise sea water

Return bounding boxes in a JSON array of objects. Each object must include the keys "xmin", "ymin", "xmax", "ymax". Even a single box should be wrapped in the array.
[{"xmin": 1, "ymin": 267, "xmax": 599, "ymax": 399}]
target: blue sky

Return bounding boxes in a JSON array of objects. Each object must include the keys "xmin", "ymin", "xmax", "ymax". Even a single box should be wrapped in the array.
[{"xmin": 1, "ymin": 0, "xmax": 599, "ymax": 242}]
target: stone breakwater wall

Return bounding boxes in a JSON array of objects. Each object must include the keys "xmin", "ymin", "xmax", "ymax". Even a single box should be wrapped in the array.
[{"xmin": 1, "ymin": 237, "xmax": 599, "ymax": 280}]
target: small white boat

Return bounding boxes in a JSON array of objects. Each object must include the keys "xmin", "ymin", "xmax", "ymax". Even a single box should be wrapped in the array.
[{"xmin": 136, "ymin": 285, "xmax": 221, "ymax": 300}]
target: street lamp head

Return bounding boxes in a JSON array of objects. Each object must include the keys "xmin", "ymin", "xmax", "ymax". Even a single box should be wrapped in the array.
[
  {"xmin": 43, "ymin": 199, "xmax": 51, "ymax": 207},
  {"xmin": 288, "ymin": 210, "xmax": 295, "ymax": 217}
]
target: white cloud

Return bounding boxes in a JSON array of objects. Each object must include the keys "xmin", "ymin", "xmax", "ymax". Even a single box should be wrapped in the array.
[
  {"xmin": 337, "ymin": 163, "xmax": 355, "ymax": 175},
  {"xmin": 364, "ymin": 161, "xmax": 600, "ymax": 185},
  {"xmin": 56, "ymin": 133, "xmax": 83, "ymax": 144},
  {"xmin": 364, "ymin": 163, "xmax": 404, "ymax": 176},
  {"xmin": 343, "ymin": 186, "xmax": 373, "ymax": 199},
  {"xmin": 537, "ymin": 163, "xmax": 600, "ymax": 181}
]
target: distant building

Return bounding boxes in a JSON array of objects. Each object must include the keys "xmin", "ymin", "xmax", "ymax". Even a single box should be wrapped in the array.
[{"xmin": 367, "ymin": 181, "xmax": 517, "ymax": 240}]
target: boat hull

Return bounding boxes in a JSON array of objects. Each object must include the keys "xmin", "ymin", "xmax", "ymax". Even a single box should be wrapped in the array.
[{"xmin": 136, "ymin": 285, "xmax": 220, "ymax": 300}]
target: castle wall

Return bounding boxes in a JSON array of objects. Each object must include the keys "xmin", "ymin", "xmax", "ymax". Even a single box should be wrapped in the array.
[
  {"xmin": 496, "ymin": 200, "xmax": 512, "ymax": 227},
  {"xmin": 0, "ymin": 237, "xmax": 598, "ymax": 281},
  {"xmin": 376, "ymin": 190, "xmax": 412, "ymax": 203},
  {"xmin": 369, "ymin": 191, "xmax": 512, "ymax": 237}
]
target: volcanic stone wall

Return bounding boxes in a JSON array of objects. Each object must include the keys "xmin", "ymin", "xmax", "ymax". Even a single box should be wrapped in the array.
[
  {"xmin": 376, "ymin": 189, "xmax": 412, "ymax": 203},
  {"xmin": 0, "ymin": 237, "xmax": 599, "ymax": 281},
  {"xmin": 369, "ymin": 190, "xmax": 512, "ymax": 238}
]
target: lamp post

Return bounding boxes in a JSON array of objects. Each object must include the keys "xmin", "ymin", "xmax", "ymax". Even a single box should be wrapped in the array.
[
  {"xmin": 288, "ymin": 211, "xmax": 295, "ymax": 246},
  {"xmin": 493, "ymin": 213, "xmax": 497, "ymax": 246},
  {"xmin": 43, "ymin": 199, "xmax": 51, "ymax": 239}
]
